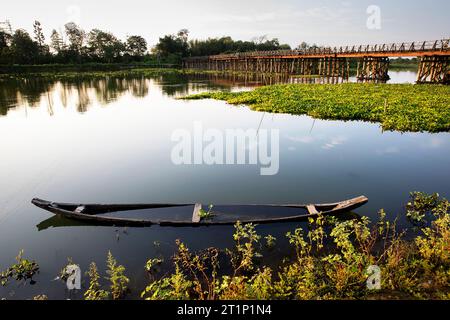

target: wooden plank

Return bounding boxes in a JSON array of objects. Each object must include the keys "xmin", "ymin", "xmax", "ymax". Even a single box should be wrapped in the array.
[
  {"xmin": 192, "ymin": 203, "xmax": 202, "ymax": 223},
  {"xmin": 306, "ymin": 205, "xmax": 319, "ymax": 215}
]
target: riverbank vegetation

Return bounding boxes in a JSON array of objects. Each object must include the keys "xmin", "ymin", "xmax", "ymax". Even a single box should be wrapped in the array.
[
  {"xmin": 1, "ymin": 192, "xmax": 449, "ymax": 300},
  {"xmin": 390, "ymin": 57, "xmax": 419, "ymax": 70},
  {"xmin": 0, "ymin": 67, "xmax": 185, "ymax": 80},
  {"xmin": 181, "ymin": 83, "xmax": 450, "ymax": 133}
]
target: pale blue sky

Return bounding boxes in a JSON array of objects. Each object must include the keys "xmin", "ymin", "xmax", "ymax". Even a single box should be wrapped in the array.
[{"xmin": 2, "ymin": 0, "xmax": 449, "ymax": 47}]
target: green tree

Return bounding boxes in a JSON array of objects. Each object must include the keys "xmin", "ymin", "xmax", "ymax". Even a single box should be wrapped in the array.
[
  {"xmin": 87, "ymin": 29, "xmax": 125, "ymax": 62},
  {"xmin": 65, "ymin": 22, "xmax": 85, "ymax": 61},
  {"xmin": 126, "ymin": 35, "xmax": 147, "ymax": 57},
  {"xmin": 188, "ymin": 36, "xmax": 291, "ymax": 56},
  {"xmin": 0, "ymin": 30, "xmax": 11, "ymax": 50},
  {"xmin": 155, "ymin": 29, "xmax": 190, "ymax": 62},
  {"xmin": 0, "ymin": 30, "xmax": 12, "ymax": 64},
  {"xmin": 10, "ymin": 29, "xmax": 39, "ymax": 64},
  {"xmin": 33, "ymin": 21, "xmax": 50, "ymax": 61},
  {"xmin": 50, "ymin": 29, "xmax": 64, "ymax": 53},
  {"xmin": 33, "ymin": 21, "xmax": 45, "ymax": 47}
]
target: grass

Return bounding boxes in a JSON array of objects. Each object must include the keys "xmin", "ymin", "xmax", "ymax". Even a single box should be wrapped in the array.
[
  {"xmin": 0, "ymin": 67, "xmax": 263, "ymax": 81},
  {"xmin": 1, "ymin": 192, "xmax": 449, "ymax": 300},
  {"xmin": 0, "ymin": 67, "xmax": 186, "ymax": 81},
  {"xmin": 0, "ymin": 63, "xmax": 179, "ymax": 74},
  {"xmin": 180, "ymin": 83, "xmax": 450, "ymax": 133}
]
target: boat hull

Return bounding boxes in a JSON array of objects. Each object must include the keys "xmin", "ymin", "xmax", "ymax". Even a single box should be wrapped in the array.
[{"xmin": 32, "ymin": 196, "xmax": 368, "ymax": 227}]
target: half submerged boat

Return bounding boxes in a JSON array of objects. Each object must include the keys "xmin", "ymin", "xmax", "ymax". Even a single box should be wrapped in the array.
[{"xmin": 32, "ymin": 196, "xmax": 368, "ymax": 227}]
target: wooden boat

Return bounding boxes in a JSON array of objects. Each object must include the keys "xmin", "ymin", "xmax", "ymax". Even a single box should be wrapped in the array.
[{"xmin": 31, "ymin": 196, "xmax": 368, "ymax": 227}]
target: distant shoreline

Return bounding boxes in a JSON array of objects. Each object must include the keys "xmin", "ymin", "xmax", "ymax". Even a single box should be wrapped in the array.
[{"xmin": 0, "ymin": 63, "xmax": 181, "ymax": 75}]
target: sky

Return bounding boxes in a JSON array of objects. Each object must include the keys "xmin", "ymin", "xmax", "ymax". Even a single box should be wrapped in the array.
[{"xmin": 2, "ymin": 0, "xmax": 449, "ymax": 48}]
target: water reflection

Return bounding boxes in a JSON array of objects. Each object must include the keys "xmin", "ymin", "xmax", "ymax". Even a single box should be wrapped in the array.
[
  {"xmin": 0, "ymin": 77, "xmax": 151, "ymax": 115},
  {"xmin": 0, "ymin": 70, "xmax": 417, "ymax": 117},
  {"xmin": 0, "ymin": 69, "xmax": 447, "ymax": 300}
]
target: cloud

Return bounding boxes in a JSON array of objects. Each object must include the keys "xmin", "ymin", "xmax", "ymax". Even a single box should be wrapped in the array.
[
  {"xmin": 376, "ymin": 146, "xmax": 400, "ymax": 155},
  {"xmin": 286, "ymin": 134, "xmax": 348, "ymax": 150},
  {"xmin": 205, "ymin": 13, "xmax": 277, "ymax": 23},
  {"xmin": 205, "ymin": 5, "xmax": 350, "ymax": 25},
  {"xmin": 286, "ymin": 135, "xmax": 315, "ymax": 144},
  {"xmin": 321, "ymin": 136, "xmax": 348, "ymax": 149}
]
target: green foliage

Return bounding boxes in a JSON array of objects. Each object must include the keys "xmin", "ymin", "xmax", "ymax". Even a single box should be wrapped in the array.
[
  {"xmin": 126, "ymin": 36, "xmax": 147, "ymax": 57},
  {"xmin": 87, "ymin": 29, "xmax": 124, "ymax": 63},
  {"xmin": 189, "ymin": 36, "xmax": 291, "ymax": 57},
  {"xmin": 106, "ymin": 251, "xmax": 130, "ymax": 300},
  {"xmin": 181, "ymin": 83, "xmax": 450, "ymax": 133},
  {"xmin": 406, "ymin": 192, "xmax": 444, "ymax": 224},
  {"xmin": 264, "ymin": 235, "xmax": 277, "ymax": 249},
  {"xmin": 229, "ymin": 222, "xmax": 262, "ymax": 274},
  {"xmin": 84, "ymin": 262, "xmax": 109, "ymax": 300},
  {"xmin": 145, "ymin": 258, "xmax": 164, "ymax": 274},
  {"xmin": 141, "ymin": 263, "xmax": 192, "ymax": 300},
  {"xmin": 154, "ymin": 29, "xmax": 189, "ymax": 61},
  {"xmin": 0, "ymin": 250, "xmax": 39, "ymax": 286},
  {"xmin": 0, "ymin": 19, "xmax": 292, "ymax": 67},
  {"xmin": 173, "ymin": 240, "xmax": 220, "ymax": 300},
  {"xmin": 390, "ymin": 57, "xmax": 419, "ymax": 70},
  {"xmin": 10, "ymin": 29, "xmax": 40, "ymax": 64},
  {"xmin": 2, "ymin": 193, "xmax": 449, "ymax": 300},
  {"xmin": 199, "ymin": 204, "xmax": 214, "ymax": 220}
]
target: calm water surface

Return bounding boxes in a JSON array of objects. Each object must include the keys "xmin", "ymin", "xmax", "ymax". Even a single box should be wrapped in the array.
[{"xmin": 0, "ymin": 70, "xmax": 448, "ymax": 299}]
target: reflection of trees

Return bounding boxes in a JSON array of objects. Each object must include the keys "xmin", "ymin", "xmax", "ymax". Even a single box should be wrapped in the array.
[
  {"xmin": 0, "ymin": 75, "xmax": 151, "ymax": 116},
  {"xmin": 75, "ymin": 81, "xmax": 91, "ymax": 113},
  {"xmin": 0, "ymin": 78, "xmax": 55, "ymax": 115},
  {"xmin": 0, "ymin": 72, "xmax": 361, "ymax": 117},
  {"xmin": 0, "ymin": 79, "xmax": 19, "ymax": 115},
  {"xmin": 130, "ymin": 77, "xmax": 149, "ymax": 98},
  {"xmin": 191, "ymin": 72, "xmax": 352, "ymax": 86}
]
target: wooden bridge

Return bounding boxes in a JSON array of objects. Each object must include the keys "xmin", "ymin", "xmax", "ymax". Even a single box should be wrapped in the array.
[{"xmin": 183, "ymin": 39, "xmax": 450, "ymax": 84}]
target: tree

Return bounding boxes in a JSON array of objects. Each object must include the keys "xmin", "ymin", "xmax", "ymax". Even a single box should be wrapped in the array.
[
  {"xmin": 188, "ymin": 36, "xmax": 291, "ymax": 56},
  {"xmin": 0, "ymin": 30, "xmax": 12, "ymax": 64},
  {"xmin": 87, "ymin": 29, "xmax": 124, "ymax": 62},
  {"xmin": 33, "ymin": 21, "xmax": 50, "ymax": 61},
  {"xmin": 33, "ymin": 21, "xmax": 45, "ymax": 47},
  {"xmin": 0, "ymin": 30, "xmax": 12, "ymax": 50},
  {"xmin": 50, "ymin": 29, "xmax": 64, "ymax": 53},
  {"xmin": 155, "ymin": 29, "xmax": 190, "ymax": 60},
  {"xmin": 65, "ymin": 22, "xmax": 85, "ymax": 55},
  {"xmin": 155, "ymin": 35, "xmax": 185, "ymax": 58},
  {"xmin": 10, "ymin": 29, "xmax": 39, "ymax": 64},
  {"xmin": 126, "ymin": 35, "xmax": 147, "ymax": 57}
]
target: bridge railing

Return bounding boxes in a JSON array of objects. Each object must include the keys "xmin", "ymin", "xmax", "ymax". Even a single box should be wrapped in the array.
[{"xmin": 184, "ymin": 39, "xmax": 450, "ymax": 61}]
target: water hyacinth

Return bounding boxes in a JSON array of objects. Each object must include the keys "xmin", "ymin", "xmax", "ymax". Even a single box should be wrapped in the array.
[{"xmin": 181, "ymin": 83, "xmax": 450, "ymax": 133}]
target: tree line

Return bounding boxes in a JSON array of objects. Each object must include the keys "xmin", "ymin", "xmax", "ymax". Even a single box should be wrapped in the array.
[
  {"xmin": 0, "ymin": 21, "xmax": 148, "ymax": 65},
  {"xmin": 0, "ymin": 21, "xmax": 292, "ymax": 65}
]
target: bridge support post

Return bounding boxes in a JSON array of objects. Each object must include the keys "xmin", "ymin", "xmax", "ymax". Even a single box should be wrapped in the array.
[
  {"xmin": 318, "ymin": 57, "xmax": 349, "ymax": 79},
  {"xmin": 417, "ymin": 56, "xmax": 449, "ymax": 84},
  {"xmin": 357, "ymin": 57, "xmax": 390, "ymax": 81}
]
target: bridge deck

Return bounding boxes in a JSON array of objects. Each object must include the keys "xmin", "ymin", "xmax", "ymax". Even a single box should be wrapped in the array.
[{"xmin": 184, "ymin": 39, "xmax": 450, "ymax": 61}]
